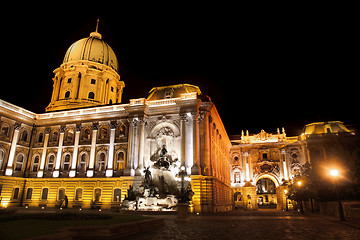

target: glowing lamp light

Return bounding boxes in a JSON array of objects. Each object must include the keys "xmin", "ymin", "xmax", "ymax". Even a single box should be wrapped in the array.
[
  {"xmin": 329, "ymin": 169, "xmax": 340, "ymax": 177},
  {"xmin": 1, "ymin": 201, "xmax": 9, "ymax": 208},
  {"xmin": 297, "ymin": 181, "xmax": 302, "ymax": 186}
]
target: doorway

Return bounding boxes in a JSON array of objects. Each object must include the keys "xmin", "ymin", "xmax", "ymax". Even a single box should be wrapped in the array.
[{"xmin": 256, "ymin": 178, "xmax": 277, "ymax": 209}]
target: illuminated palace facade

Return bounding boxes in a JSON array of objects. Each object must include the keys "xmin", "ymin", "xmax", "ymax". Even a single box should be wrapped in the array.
[
  {"xmin": 0, "ymin": 28, "xmax": 231, "ymax": 213},
  {"xmin": 0, "ymin": 27, "xmax": 354, "ymax": 212}
]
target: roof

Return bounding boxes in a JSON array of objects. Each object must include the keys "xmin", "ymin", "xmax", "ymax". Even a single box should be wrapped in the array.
[
  {"xmin": 63, "ymin": 32, "xmax": 118, "ymax": 72},
  {"xmin": 147, "ymin": 84, "xmax": 202, "ymax": 101}
]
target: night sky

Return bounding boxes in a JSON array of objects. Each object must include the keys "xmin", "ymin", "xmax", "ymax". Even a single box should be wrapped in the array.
[{"xmin": 1, "ymin": 6, "xmax": 357, "ymax": 136}]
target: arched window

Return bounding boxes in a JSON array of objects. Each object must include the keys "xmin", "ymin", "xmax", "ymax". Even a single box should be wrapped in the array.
[
  {"xmin": 79, "ymin": 153, "xmax": 88, "ymax": 172},
  {"xmin": 109, "ymin": 99, "xmax": 113, "ymax": 104},
  {"xmin": 119, "ymin": 125, "xmax": 125, "ymax": 137},
  {"xmin": 47, "ymin": 155, "xmax": 55, "ymax": 171},
  {"xmin": 65, "ymin": 129, "xmax": 74, "ymax": 142},
  {"xmin": 0, "ymin": 123, "xmax": 10, "ymax": 137},
  {"xmin": 65, "ymin": 91, "xmax": 71, "ymax": 99},
  {"xmin": 21, "ymin": 130, "xmax": 28, "ymax": 142},
  {"xmin": 97, "ymin": 152, "xmax": 106, "ymax": 171},
  {"xmin": 51, "ymin": 131, "xmax": 59, "ymax": 142},
  {"xmin": 88, "ymin": 92, "xmax": 95, "ymax": 99},
  {"xmin": 0, "ymin": 149, "xmax": 5, "ymax": 170},
  {"xmin": 83, "ymin": 128, "xmax": 91, "ymax": 140},
  {"xmin": 15, "ymin": 154, "xmax": 24, "ymax": 171},
  {"xmin": 99, "ymin": 127, "xmax": 108, "ymax": 139},
  {"xmin": 38, "ymin": 133, "xmax": 44, "ymax": 143},
  {"xmin": 63, "ymin": 154, "xmax": 71, "ymax": 171},
  {"xmin": 32, "ymin": 155, "xmax": 40, "ymax": 172},
  {"xmin": 115, "ymin": 151, "xmax": 125, "ymax": 170}
]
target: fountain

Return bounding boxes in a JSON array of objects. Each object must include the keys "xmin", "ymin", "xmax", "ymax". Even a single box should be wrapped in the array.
[{"xmin": 122, "ymin": 145, "xmax": 188, "ymax": 211}]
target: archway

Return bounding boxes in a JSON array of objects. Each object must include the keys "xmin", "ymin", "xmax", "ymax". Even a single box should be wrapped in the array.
[
  {"xmin": 256, "ymin": 177, "xmax": 277, "ymax": 209},
  {"xmin": 234, "ymin": 192, "xmax": 242, "ymax": 209}
]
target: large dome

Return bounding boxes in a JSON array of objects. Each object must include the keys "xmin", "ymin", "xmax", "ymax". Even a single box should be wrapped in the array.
[{"xmin": 63, "ymin": 31, "xmax": 118, "ymax": 72}]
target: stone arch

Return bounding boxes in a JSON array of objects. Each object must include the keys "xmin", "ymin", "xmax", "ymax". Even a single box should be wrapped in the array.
[
  {"xmin": 255, "ymin": 173, "xmax": 280, "ymax": 187},
  {"xmin": 149, "ymin": 122, "xmax": 180, "ymax": 138}
]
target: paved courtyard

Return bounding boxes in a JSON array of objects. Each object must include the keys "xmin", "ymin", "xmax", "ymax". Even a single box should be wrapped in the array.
[{"xmin": 132, "ymin": 210, "xmax": 360, "ymax": 240}]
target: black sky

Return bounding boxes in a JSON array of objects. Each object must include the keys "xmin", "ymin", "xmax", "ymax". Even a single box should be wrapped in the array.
[{"xmin": 1, "ymin": 5, "xmax": 358, "ymax": 136}]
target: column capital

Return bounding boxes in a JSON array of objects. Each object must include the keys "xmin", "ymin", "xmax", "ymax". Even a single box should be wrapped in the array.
[
  {"xmin": 59, "ymin": 125, "xmax": 66, "ymax": 133},
  {"xmin": 110, "ymin": 121, "xmax": 117, "ymax": 129},
  {"xmin": 14, "ymin": 122, "xmax": 22, "ymax": 131},
  {"xmin": 179, "ymin": 113, "xmax": 189, "ymax": 122},
  {"xmin": 75, "ymin": 124, "xmax": 82, "ymax": 132},
  {"xmin": 45, "ymin": 128, "xmax": 52, "ymax": 135},
  {"xmin": 190, "ymin": 112, "xmax": 199, "ymax": 121},
  {"xmin": 92, "ymin": 122, "xmax": 99, "ymax": 130}
]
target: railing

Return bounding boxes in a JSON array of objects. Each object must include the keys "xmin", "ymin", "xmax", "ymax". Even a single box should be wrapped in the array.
[
  {"xmin": 1, "ymin": 91, "xmax": 198, "ymax": 121},
  {"xmin": 147, "ymin": 98, "xmax": 178, "ymax": 107},
  {"xmin": 0, "ymin": 99, "xmax": 37, "ymax": 119}
]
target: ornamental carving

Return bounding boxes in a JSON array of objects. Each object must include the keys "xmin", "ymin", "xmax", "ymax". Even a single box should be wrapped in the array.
[
  {"xmin": 156, "ymin": 127, "xmax": 175, "ymax": 138},
  {"xmin": 254, "ymin": 161, "xmax": 280, "ymax": 177}
]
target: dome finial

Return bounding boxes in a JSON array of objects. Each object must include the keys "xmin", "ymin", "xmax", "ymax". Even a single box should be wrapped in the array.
[
  {"xmin": 95, "ymin": 17, "xmax": 100, "ymax": 33},
  {"xmin": 90, "ymin": 17, "xmax": 102, "ymax": 39}
]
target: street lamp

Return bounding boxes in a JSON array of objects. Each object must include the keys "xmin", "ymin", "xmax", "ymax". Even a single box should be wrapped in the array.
[
  {"xmin": 175, "ymin": 166, "xmax": 192, "ymax": 220},
  {"xmin": 296, "ymin": 181, "xmax": 304, "ymax": 213},
  {"xmin": 328, "ymin": 168, "xmax": 345, "ymax": 221},
  {"xmin": 284, "ymin": 189, "xmax": 289, "ymax": 211}
]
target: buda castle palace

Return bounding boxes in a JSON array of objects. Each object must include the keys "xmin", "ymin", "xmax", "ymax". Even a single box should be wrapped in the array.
[{"xmin": 0, "ymin": 25, "xmax": 354, "ymax": 213}]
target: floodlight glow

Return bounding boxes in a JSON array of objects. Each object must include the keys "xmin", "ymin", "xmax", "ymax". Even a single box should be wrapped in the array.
[{"xmin": 329, "ymin": 169, "xmax": 339, "ymax": 177}]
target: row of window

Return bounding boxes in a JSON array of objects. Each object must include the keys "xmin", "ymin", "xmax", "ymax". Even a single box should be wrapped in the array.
[
  {"xmin": 13, "ymin": 187, "xmax": 122, "ymax": 203},
  {"xmin": 0, "ymin": 148, "xmax": 126, "ymax": 173},
  {"xmin": 0, "ymin": 123, "xmax": 30, "ymax": 142},
  {"xmin": 32, "ymin": 151, "xmax": 125, "ymax": 173},
  {"xmin": 36, "ymin": 125, "xmax": 126, "ymax": 144}
]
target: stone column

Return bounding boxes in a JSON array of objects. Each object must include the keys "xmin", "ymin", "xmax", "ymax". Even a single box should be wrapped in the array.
[
  {"xmin": 244, "ymin": 152, "xmax": 250, "ymax": 182},
  {"xmin": 69, "ymin": 125, "xmax": 81, "ymax": 177},
  {"xmin": 281, "ymin": 149, "xmax": 289, "ymax": 180},
  {"xmin": 203, "ymin": 111, "xmax": 211, "ymax": 175},
  {"xmin": 124, "ymin": 119, "xmax": 137, "ymax": 176},
  {"xmin": 53, "ymin": 126, "xmax": 65, "ymax": 177},
  {"xmin": 106, "ymin": 122, "xmax": 116, "ymax": 177},
  {"xmin": 136, "ymin": 118, "xmax": 146, "ymax": 175},
  {"xmin": 5, "ymin": 123, "xmax": 21, "ymax": 176},
  {"xmin": 87, "ymin": 123, "xmax": 98, "ymax": 177},
  {"xmin": 279, "ymin": 149, "xmax": 285, "ymax": 181},
  {"xmin": 37, "ymin": 128, "xmax": 50, "ymax": 177},
  {"xmin": 191, "ymin": 112, "xmax": 200, "ymax": 175},
  {"xmin": 180, "ymin": 113, "xmax": 188, "ymax": 167}
]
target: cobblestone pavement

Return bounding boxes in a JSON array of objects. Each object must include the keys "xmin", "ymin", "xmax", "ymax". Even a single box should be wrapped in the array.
[{"xmin": 132, "ymin": 210, "xmax": 360, "ymax": 240}]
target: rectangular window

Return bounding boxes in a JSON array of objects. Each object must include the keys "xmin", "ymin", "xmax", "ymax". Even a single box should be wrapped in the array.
[
  {"xmin": 94, "ymin": 188, "xmax": 101, "ymax": 202},
  {"xmin": 67, "ymin": 78, "xmax": 72, "ymax": 83},
  {"xmin": 75, "ymin": 188, "xmax": 83, "ymax": 201},
  {"xmin": 91, "ymin": 79, "xmax": 96, "ymax": 84},
  {"xmin": 41, "ymin": 188, "xmax": 49, "ymax": 200},
  {"xmin": 113, "ymin": 189, "xmax": 121, "ymax": 202},
  {"xmin": 58, "ymin": 188, "xmax": 65, "ymax": 201},
  {"xmin": 13, "ymin": 188, "xmax": 20, "ymax": 199},
  {"xmin": 26, "ymin": 188, "xmax": 33, "ymax": 200}
]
